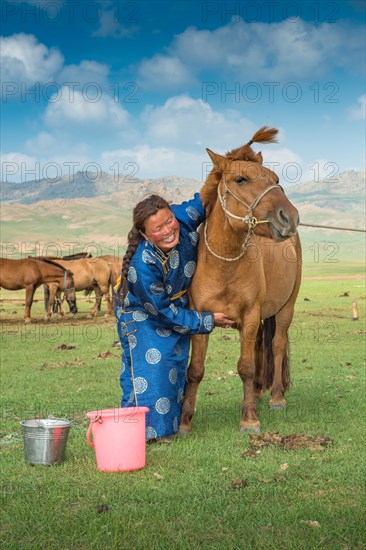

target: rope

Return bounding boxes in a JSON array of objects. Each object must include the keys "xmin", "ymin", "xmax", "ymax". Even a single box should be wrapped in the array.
[
  {"xmin": 299, "ymin": 223, "xmax": 366, "ymax": 233},
  {"xmin": 204, "ymin": 221, "xmax": 253, "ymax": 261}
]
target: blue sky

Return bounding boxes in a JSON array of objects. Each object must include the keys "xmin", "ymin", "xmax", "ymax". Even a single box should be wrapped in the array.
[{"xmin": 1, "ymin": 0, "xmax": 365, "ymax": 185}]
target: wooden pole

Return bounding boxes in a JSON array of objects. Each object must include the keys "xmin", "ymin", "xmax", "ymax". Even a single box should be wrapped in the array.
[{"xmin": 352, "ymin": 301, "xmax": 359, "ymax": 321}]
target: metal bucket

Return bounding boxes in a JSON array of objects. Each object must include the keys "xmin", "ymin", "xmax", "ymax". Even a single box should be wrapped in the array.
[{"xmin": 20, "ymin": 418, "xmax": 72, "ymax": 465}]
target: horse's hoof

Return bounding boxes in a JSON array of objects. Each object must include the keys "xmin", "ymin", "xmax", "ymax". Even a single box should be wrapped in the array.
[
  {"xmin": 269, "ymin": 400, "xmax": 286, "ymax": 410},
  {"xmin": 24, "ymin": 318, "xmax": 32, "ymax": 324},
  {"xmin": 240, "ymin": 422, "xmax": 261, "ymax": 434},
  {"xmin": 44, "ymin": 317, "xmax": 51, "ymax": 323}
]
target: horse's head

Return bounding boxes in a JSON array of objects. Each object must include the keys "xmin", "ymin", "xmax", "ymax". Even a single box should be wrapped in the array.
[
  {"xmin": 63, "ymin": 270, "xmax": 78, "ymax": 314},
  {"xmin": 202, "ymin": 126, "xmax": 299, "ymax": 241}
]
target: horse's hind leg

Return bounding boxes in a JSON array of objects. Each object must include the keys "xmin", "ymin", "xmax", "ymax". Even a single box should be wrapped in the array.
[
  {"xmin": 24, "ymin": 285, "xmax": 36, "ymax": 323},
  {"xmin": 100, "ymin": 285, "xmax": 112, "ymax": 316},
  {"xmin": 89, "ymin": 286, "xmax": 102, "ymax": 316},
  {"xmin": 268, "ymin": 309, "xmax": 293, "ymax": 410},
  {"xmin": 179, "ymin": 334, "xmax": 209, "ymax": 435}
]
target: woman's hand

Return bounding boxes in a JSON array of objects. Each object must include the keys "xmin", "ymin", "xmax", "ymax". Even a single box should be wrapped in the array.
[{"xmin": 213, "ymin": 312, "xmax": 235, "ymax": 328}]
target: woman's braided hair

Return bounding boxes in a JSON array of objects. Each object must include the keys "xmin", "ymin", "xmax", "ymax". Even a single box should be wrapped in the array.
[{"xmin": 119, "ymin": 194, "xmax": 171, "ymax": 300}]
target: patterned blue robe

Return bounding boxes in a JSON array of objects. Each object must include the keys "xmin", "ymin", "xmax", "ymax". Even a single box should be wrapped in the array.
[{"xmin": 115, "ymin": 194, "xmax": 214, "ymax": 439}]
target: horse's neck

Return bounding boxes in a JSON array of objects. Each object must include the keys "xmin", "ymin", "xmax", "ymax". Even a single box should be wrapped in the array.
[
  {"xmin": 206, "ymin": 200, "xmax": 248, "ymax": 245},
  {"xmin": 40, "ymin": 266, "xmax": 63, "ymax": 282}
]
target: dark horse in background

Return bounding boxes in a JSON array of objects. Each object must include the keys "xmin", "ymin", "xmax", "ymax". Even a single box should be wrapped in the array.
[
  {"xmin": 0, "ymin": 257, "xmax": 76, "ymax": 323},
  {"xmin": 179, "ymin": 127, "xmax": 302, "ymax": 434}
]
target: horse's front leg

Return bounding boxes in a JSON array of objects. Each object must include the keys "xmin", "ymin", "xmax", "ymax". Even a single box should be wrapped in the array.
[
  {"xmin": 179, "ymin": 333, "xmax": 209, "ymax": 435},
  {"xmin": 57, "ymin": 290, "xmax": 65, "ymax": 316},
  {"xmin": 24, "ymin": 284, "xmax": 36, "ymax": 323},
  {"xmin": 45, "ymin": 283, "xmax": 58, "ymax": 321},
  {"xmin": 238, "ymin": 315, "xmax": 261, "ymax": 433}
]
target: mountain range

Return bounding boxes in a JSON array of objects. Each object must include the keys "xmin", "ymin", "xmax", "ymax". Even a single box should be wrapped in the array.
[{"xmin": 1, "ymin": 170, "xmax": 364, "ymax": 257}]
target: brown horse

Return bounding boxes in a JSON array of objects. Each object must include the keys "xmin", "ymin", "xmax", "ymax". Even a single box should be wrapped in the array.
[
  {"xmin": 45, "ymin": 255, "xmax": 122, "ymax": 315},
  {"xmin": 0, "ymin": 257, "xmax": 76, "ymax": 323},
  {"xmin": 99, "ymin": 255, "xmax": 122, "ymax": 289},
  {"xmin": 179, "ymin": 127, "xmax": 302, "ymax": 434},
  {"xmin": 44, "ymin": 257, "xmax": 114, "ymax": 317}
]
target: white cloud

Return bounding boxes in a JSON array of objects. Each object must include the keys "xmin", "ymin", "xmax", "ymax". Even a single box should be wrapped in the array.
[
  {"xmin": 44, "ymin": 88, "xmax": 130, "ymax": 128},
  {"xmin": 1, "ymin": 151, "xmax": 38, "ymax": 182},
  {"xmin": 0, "ymin": 33, "xmax": 64, "ymax": 85},
  {"xmin": 137, "ymin": 18, "xmax": 365, "ymax": 89},
  {"xmin": 0, "ymin": 34, "xmax": 112, "ymax": 100},
  {"xmin": 141, "ymin": 95, "xmax": 256, "ymax": 150},
  {"xmin": 93, "ymin": 9, "xmax": 138, "ymax": 38},
  {"xmin": 58, "ymin": 60, "xmax": 110, "ymax": 90},
  {"xmin": 5, "ymin": 92, "xmax": 304, "ymax": 182},
  {"xmin": 24, "ymin": 132, "xmax": 58, "ymax": 155},
  {"xmin": 263, "ymin": 148, "xmax": 304, "ymax": 185},
  {"xmin": 347, "ymin": 95, "xmax": 366, "ymax": 120},
  {"xmin": 100, "ymin": 145, "xmax": 205, "ymax": 179},
  {"xmin": 137, "ymin": 55, "xmax": 196, "ymax": 91}
]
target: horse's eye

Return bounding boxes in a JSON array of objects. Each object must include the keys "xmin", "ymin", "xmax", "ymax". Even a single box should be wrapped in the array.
[{"xmin": 235, "ymin": 176, "xmax": 248, "ymax": 185}]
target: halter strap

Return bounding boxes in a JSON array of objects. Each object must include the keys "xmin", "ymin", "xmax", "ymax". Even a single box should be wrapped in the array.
[{"xmin": 205, "ymin": 177, "xmax": 283, "ymax": 262}]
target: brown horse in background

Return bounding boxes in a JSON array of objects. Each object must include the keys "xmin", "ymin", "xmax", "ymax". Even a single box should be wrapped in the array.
[
  {"xmin": 43, "ymin": 257, "xmax": 114, "ymax": 317},
  {"xmin": 179, "ymin": 127, "xmax": 302, "ymax": 434},
  {"xmin": 45, "ymin": 254, "xmax": 122, "ymax": 315},
  {"xmin": 0, "ymin": 258, "xmax": 76, "ymax": 323}
]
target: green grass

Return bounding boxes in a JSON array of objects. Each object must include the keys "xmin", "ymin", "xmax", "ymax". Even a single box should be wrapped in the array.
[{"xmin": 1, "ymin": 275, "xmax": 365, "ymax": 549}]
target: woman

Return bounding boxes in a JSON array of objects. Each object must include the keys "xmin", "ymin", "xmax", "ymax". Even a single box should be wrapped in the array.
[{"xmin": 115, "ymin": 192, "xmax": 233, "ymax": 441}]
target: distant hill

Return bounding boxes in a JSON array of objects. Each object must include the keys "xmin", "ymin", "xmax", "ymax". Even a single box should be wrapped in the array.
[
  {"xmin": 0, "ymin": 170, "xmax": 364, "ymax": 260},
  {"xmin": 0, "ymin": 172, "xmax": 201, "ymax": 204},
  {"xmin": 287, "ymin": 170, "xmax": 365, "ymax": 230}
]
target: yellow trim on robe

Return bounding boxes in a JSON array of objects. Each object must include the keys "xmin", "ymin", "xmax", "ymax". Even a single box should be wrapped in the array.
[
  {"xmin": 170, "ymin": 289, "xmax": 187, "ymax": 301},
  {"xmin": 114, "ymin": 276, "xmax": 121, "ymax": 292}
]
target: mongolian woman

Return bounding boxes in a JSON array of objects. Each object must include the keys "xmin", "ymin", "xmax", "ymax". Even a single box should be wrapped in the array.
[{"xmin": 115, "ymin": 193, "xmax": 233, "ymax": 442}]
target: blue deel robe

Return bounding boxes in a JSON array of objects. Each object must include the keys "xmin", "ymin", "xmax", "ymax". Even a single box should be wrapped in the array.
[{"xmin": 115, "ymin": 194, "xmax": 214, "ymax": 439}]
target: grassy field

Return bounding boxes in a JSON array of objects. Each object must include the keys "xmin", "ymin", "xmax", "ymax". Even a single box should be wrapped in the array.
[{"xmin": 0, "ymin": 256, "xmax": 365, "ymax": 549}]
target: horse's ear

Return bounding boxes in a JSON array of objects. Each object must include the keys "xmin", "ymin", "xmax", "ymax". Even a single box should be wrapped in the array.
[
  {"xmin": 206, "ymin": 148, "xmax": 227, "ymax": 170},
  {"xmin": 256, "ymin": 151, "xmax": 263, "ymax": 164}
]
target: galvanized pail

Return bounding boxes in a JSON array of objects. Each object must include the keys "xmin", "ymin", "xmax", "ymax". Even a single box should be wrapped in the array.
[{"xmin": 20, "ymin": 418, "xmax": 72, "ymax": 465}]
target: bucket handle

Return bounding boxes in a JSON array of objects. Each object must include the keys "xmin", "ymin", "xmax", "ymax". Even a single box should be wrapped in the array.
[{"xmin": 86, "ymin": 415, "xmax": 102, "ymax": 448}]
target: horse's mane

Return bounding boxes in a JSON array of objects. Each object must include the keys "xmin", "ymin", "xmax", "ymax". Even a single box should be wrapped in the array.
[
  {"xmin": 29, "ymin": 256, "xmax": 69, "ymax": 273},
  {"xmin": 201, "ymin": 126, "xmax": 278, "ymax": 210}
]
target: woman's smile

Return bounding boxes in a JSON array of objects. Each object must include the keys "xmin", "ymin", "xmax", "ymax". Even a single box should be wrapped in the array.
[{"xmin": 143, "ymin": 208, "xmax": 180, "ymax": 252}]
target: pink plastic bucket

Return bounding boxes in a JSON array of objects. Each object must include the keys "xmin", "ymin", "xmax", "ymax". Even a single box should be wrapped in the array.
[{"xmin": 86, "ymin": 407, "xmax": 149, "ymax": 472}]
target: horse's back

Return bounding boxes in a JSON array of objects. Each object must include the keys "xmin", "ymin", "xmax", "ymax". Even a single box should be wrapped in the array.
[{"xmin": 0, "ymin": 258, "xmax": 40, "ymax": 290}]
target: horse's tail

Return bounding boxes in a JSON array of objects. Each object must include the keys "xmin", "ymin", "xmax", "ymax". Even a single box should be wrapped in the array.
[{"xmin": 254, "ymin": 317, "xmax": 290, "ymax": 393}]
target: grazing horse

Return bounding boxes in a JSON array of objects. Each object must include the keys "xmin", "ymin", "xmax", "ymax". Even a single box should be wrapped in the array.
[
  {"xmin": 44, "ymin": 257, "xmax": 113, "ymax": 316},
  {"xmin": 43, "ymin": 252, "xmax": 92, "ymax": 314},
  {"xmin": 0, "ymin": 257, "xmax": 76, "ymax": 323},
  {"xmin": 45, "ymin": 255, "xmax": 122, "ymax": 315},
  {"xmin": 179, "ymin": 127, "xmax": 302, "ymax": 434}
]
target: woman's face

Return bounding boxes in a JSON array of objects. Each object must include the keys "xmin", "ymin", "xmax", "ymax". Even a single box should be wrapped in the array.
[{"xmin": 142, "ymin": 208, "xmax": 180, "ymax": 252}]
